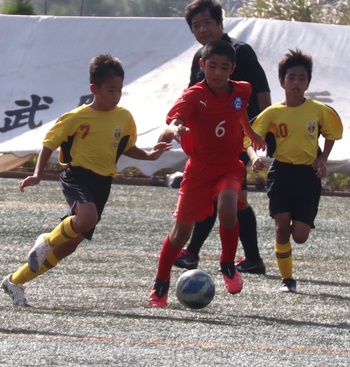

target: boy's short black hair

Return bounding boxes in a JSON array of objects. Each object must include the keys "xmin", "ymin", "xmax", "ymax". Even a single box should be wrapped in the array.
[
  {"xmin": 185, "ymin": 0, "xmax": 223, "ymax": 28},
  {"xmin": 278, "ymin": 49, "xmax": 313, "ymax": 83},
  {"xmin": 201, "ymin": 39, "xmax": 236, "ymax": 64},
  {"xmin": 89, "ymin": 54, "xmax": 125, "ymax": 87}
]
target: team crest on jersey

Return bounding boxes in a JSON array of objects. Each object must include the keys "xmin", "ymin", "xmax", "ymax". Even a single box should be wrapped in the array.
[
  {"xmin": 114, "ymin": 127, "xmax": 122, "ymax": 142},
  {"xmin": 306, "ymin": 120, "xmax": 316, "ymax": 134},
  {"xmin": 229, "ymin": 97, "xmax": 243, "ymax": 110}
]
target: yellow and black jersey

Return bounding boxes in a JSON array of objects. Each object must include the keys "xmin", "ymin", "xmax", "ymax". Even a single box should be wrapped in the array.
[
  {"xmin": 43, "ymin": 104, "xmax": 137, "ymax": 177},
  {"xmin": 252, "ymin": 99, "xmax": 343, "ymax": 165}
]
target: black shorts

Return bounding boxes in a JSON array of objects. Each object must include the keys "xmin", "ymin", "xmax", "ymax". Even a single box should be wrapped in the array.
[
  {"xmin": 266, "ymin": 160, "xmax": 321, "ymax": 228},
  {"xmin": 60, "ymin": 166, "xmax": 113, "ymax": 240}
]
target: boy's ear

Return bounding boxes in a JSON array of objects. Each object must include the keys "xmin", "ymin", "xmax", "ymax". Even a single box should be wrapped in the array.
[
  {"xmin": 231, "ymin": 63, "xmax": 236, "ymax": 74},
  {"xmin": 279, "ymin": 79, "xmax": 285, "ymax": 89},
  {"xmin": 90, "ymin": 83, "xmax": 97, "ymax": 94},
  {"xmin": 199, "ymin": 58, "xmax": 204, "ymax": 71}
]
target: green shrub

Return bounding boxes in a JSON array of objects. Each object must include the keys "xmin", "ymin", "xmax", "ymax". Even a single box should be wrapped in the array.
[
  {"xmin": 1, "ymin": 0, "xmax": 36, "ymax": 15},
  {"xmin": 236, "ymin": 0, "xmax": 350, "ymax": 25}
]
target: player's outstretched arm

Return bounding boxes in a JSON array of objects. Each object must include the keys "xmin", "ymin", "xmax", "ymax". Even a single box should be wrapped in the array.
[
  {"xmin": 157, "ymin": 119, "xmax": 190, "ymax": 144},
  {"xmin": 240, "ymin": 113, "xmax": 266, "ymax": 152},
  {"xmin": 19, "ymin": 146, "xmax": 53, "ymax": 192},
  {"xmin": 124, "ymin": 142, "xmax": 172, "ymax": 161}
]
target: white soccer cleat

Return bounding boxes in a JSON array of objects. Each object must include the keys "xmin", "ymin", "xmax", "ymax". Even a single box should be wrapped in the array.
[
  {"xmin": 1, "ymin": 274, "xmax": 31, "ymax": 307},
  {"xmin": 27, "ymin": 233, "xmax": 51, "ymax": 273}
]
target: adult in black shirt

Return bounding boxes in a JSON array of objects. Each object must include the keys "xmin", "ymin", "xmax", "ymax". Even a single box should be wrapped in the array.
[{"xmin": 174, "ymin": 0, "xmax": 271, "ymax": 274}]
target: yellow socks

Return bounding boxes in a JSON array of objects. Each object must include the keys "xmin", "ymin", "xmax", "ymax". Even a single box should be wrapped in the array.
[
  {"xmin": 10, "ymin": 216, "xmax": 79, "ymax": 285},
  {"xmin": 11, "ymin": 251, "xmax": 61, "ymax": 285},
  {"xmin": 45, "ymin": 216, "xmax": 79, "ymax": 248},
  {"xmin": 274, "ymin": 241, "xmax": 293, "ymax": 279}
]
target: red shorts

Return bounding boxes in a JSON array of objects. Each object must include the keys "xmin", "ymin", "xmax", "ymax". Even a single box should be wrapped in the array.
[{"xmin": 173, "ymin": 158, "xmax": 245, "ymax": 223}]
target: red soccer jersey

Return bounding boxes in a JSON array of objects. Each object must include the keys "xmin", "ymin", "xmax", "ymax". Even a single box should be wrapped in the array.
[{"xmin": 166, "ymin": 80, "xmax": 252, "ymax": 165}]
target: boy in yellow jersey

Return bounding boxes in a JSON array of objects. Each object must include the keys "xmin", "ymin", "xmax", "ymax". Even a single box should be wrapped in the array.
[
  {"xmin": 251, "ymin": 49, "xmax": 343, "ymax": 292},
  {"xmin": 1, "ymin": 54, "xmax": 172, "ymax": 307}
]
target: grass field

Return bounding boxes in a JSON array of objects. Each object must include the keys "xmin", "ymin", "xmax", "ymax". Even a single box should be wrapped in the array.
[{"xmin": 0, "ymin": 178, "xmax": 349, "ymax": 366}]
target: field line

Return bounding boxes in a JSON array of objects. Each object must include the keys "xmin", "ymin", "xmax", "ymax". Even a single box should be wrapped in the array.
[{"xmin": 1, "ymin": 330, "xmax": 349, "ymax": 356}]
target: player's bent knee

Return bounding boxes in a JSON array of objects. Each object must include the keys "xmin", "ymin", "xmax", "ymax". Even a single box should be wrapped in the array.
[
  {"xmin": 291, "ymin": 222, "xmax": 311, "ymax": 244},
  {"xmin": 73, "ymin": 215, "xmax": 98, "ymax": 233},
  {"xmin": 292, "ymin": 234, "xmax": 309, "ymax": 244},
  {"xmin": 218, "ymin": 212, "xmax": 237, "ymax": 229}
]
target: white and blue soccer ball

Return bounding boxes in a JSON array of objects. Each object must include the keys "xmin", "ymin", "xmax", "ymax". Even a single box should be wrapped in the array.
[{"xmin": 176, "ymin": 269, "xmax": 215, "ymax": 309}]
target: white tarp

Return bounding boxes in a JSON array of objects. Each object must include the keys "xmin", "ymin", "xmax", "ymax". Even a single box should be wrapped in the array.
[{"xmin": 0, "ymin": 15, "xmax": 349, "ymax": 175}]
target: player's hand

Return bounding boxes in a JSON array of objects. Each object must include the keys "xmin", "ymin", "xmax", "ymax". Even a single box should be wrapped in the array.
[
  {"xmin": 19, "ymin": 175, "xmax": 41, "ymax": 192},
  {"xmin": 173, "ymin": 125, "xmax": 190, "ymax": 143},
  {"xmin": 312, "ymin": 158, "xmax": 327, "ymax": 178},
  {"xmin": 148, "ymin": 142, "xmax": 173, "ymax": 160},
  {"xmin": 251, "ymin": 156, "xmax": 268, "ymax": 172},
  {"xmin": 249, "ymin": 131, "xmax": 266, "ymax": 152}
]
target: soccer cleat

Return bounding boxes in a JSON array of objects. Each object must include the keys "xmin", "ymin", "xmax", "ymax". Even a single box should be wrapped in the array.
[
  {"xmin": 27, "ymin": 233, "xmax": 51, "ymax": 273},
  {"xmin": 235, "ymin": 257, "xmax": 266, "ymax": 274},
  {"xmin": 148, "ymin": 278, "xmax": 170, "ymax": 308},
  {"xmin": 220, "ymin": 262, "xmax": 243, "ymax": 294},
  {"xmin": 279, "ymin": 278, "xmax": 297, "ymax": 293},
  {"xmin": 174, "ymin": 249, "xmax": 199, "ymax": 270},
  {"xmin": 1, "ymin": 274, "xmax": 31, "ymax": 307}
]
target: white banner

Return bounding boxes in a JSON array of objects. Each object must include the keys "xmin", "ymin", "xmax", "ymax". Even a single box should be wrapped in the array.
[{"xmin": 0, "ymin": 15, "xmax": 349, "ymax": 175}]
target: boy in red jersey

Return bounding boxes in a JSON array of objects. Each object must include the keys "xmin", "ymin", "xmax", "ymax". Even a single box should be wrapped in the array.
[
  {"xmin": 1, "ymin": 54, "xmax": 172, "ymax": 307},
  {"xmin": 148, "ymin": 40, "xmax": 266, "ymax": 307},
  {"xmin": 251, "ymin": 49, "xmax": 343, "ymax": 293},
  {"xmin": 175, "ymin": 0, "xmax": 271, "ymax": 274}
]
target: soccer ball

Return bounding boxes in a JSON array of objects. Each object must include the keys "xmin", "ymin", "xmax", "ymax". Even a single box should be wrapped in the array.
[{"xmin": 176, "ymin": 269, "xmax": 215, "ymax": 309}]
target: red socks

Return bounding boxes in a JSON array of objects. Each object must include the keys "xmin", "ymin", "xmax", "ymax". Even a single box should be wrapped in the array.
[
  {"xmin": 156, "ymin": 235, "xmax": 182, "ymax": 282},
  {"xmin": 219, "ymin": 224, "xmax": 239, "ymax": 263},
  {"xmin": 156, "ymin": 224, "xmax": 239, "ymax": 281}
]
